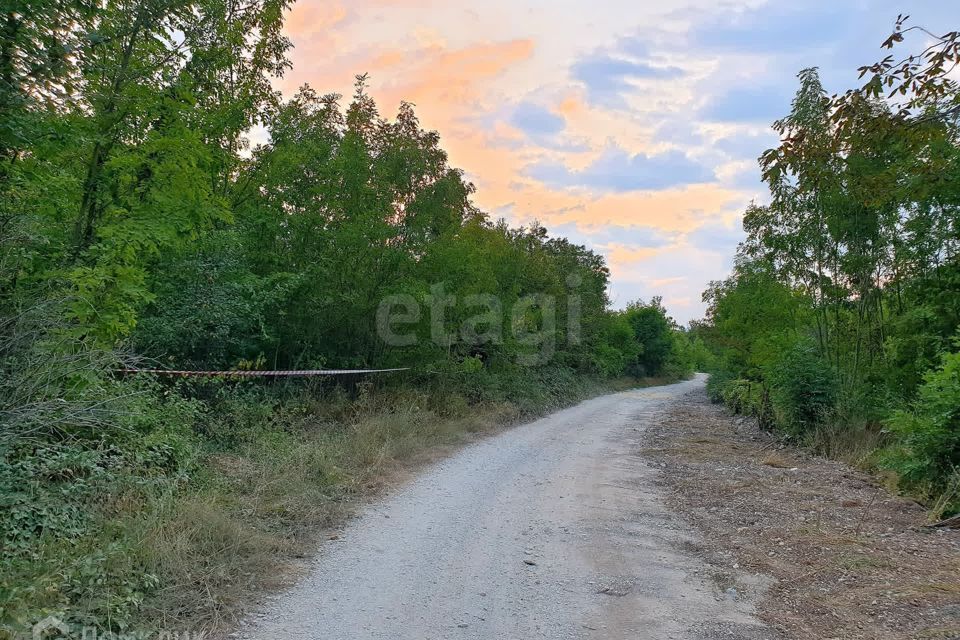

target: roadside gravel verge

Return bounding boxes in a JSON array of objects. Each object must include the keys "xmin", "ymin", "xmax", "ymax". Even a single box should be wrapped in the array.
[{"xmin": 644, "ymin": 387, "xmax": 960, "ymax": 640}]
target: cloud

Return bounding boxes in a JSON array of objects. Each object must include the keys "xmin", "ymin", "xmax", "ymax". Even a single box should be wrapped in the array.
[
  {"xmin": 510, "ymin": 101, "xmax": 565, "ymax": 137},
  {"xmin": 711, "ymin": 159, "xmax": 767, "ymax": 195},
  {"xmin": 654, "ymin": 119, "xmax": 704, "ymax": 147},
  {"xmin": 612, "ymin": 34, "xmax": 650, "ymax": 60},
  {"xmin": 525, "ymin": 145, "xmax": 714, "ymax": 192},
  {"xmin": 281, "ymin": 0, "xmax": 956, "ymax": 324},
  {"xmin": 606, "ymin": 244, "xmax": 734, "ymax": 318},
  {"xmin": 502, "ymin": 182, "xmax": 746, "ymax": 236},
  {"xmin": 504, "ymin": 101, "xmax": 588, "ymax": 150},
  {"xmin": 607, "ymin": 244, "xmax": 664, "ymax": 266},
  {"xmin": 279, "ymin": 38, "xmax": 535, "ymax": 111},
  {"xmin": 572, "ymin": 54, "xmax": 683, "ymax": 106},
  {"xmin": 284, "ymin": 2, "xmax": 348, "ymax": 39},
  {"xmin": 545, "ymin": 222, "xmax": 678, "ymax": 249},
  {"xmin": 713, "ymin": 130, "xmax": 779, "ymax": 160}
]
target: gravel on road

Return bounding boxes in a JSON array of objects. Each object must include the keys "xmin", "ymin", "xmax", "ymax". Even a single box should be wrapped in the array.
[{"xmin": 239, "ymin": 375, "xmax": 775, "ymax": 640}]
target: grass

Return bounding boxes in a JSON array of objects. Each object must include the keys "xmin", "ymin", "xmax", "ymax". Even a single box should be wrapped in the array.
[
  {"xmin": 836, "ymin": 553, "xmax": 894, "ymax": 571},
  {"xmin": 761, "ymin": 452, "xmax": 794, "ymax": 468},
  {"xmin": 140, "ymin": 390, "xmax": 520, "ymax": 632},
  {"xmin": 1, "ymin": 372, "xmax": 665, "ymax": 638},
  {"xmin": 811, "ymin": 419, "xmax": 886, "ymax": 468}
]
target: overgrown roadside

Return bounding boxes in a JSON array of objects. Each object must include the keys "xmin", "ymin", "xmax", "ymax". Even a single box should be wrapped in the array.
[
  {"xmin": 0, "ymin": 371, "xmax": 670, "ymax": 639},
  {"xmin": 147, "ymin": 373, "xmax": 682, "ymax": 638},
  {"xmin": 644, "ymin": 386, "xmax": 960, "ymax": 640}
]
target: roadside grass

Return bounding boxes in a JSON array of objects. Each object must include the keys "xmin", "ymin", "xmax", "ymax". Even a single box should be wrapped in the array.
[
  {"xmin": 1, "ymin": 372, "xmax": 663, "ymax": 638},
  {"xmin": 760, "ymin": 452, "xmax": 794, "ymax": 468},
  {"xmin": 811, "ymin": 420, "xmax": 887, "ymax": 469}
]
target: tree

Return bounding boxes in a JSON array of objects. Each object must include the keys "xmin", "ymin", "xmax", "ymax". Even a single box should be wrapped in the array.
[{"xmin": 622, "ymin": 297, "xmax": 675, "ymax": 377}]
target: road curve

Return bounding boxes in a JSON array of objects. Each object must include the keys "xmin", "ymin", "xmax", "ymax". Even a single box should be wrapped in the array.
[{"xmin": 240, "ymin": 375, "xmax": 773, "ymax": 640}]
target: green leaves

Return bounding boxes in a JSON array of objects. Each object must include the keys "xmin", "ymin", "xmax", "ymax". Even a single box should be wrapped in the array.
[
  {"xmin": 703, "ymin": 17, "xmax": 960, "ymax": 512},
  {"xmin": 64, "ymin": 125, "xmax": 230, "ymax": 342},
  {"xmin": 621, "ymin": 297, "xmax": 676, "ymax": 377},
  {"xmin": 768, "ymin": 341, "xmax": 837, "ymax": 435},
  {"xmin": 884, "ymin": 348, "xmax": 960, "ymax": 508}
]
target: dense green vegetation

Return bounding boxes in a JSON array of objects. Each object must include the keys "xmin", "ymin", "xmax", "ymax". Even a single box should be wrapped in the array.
[
  {"xmin": 0, "ymin": 1, "xmax": 695, "ymax": 634},
  {"xmin": 699, "ymin": 20, "xmax": 960, "ymax": 518}
]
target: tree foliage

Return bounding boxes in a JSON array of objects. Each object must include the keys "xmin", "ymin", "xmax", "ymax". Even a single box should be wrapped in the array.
[
  {"xmin": 0, "ymin": 5, "xmax": 701, "ymax": 628},
  {"xmin": 702, "ymin": 18, "xmax": 960, "ymax": 514}
]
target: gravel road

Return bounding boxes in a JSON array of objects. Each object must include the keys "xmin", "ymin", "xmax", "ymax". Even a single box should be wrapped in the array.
[{"xmin": 240, "ymin": 375, "xmax": 774, "ymax": 640}]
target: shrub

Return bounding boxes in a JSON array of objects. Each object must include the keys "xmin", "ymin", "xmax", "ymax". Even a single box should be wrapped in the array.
[
  {"xmin": 622, "ymin": 298, "xmax": 674, "ymax": 376},
  {"xmin": 884, "ymin": 349, "xmax": 960, "ymax": 512},
  {"xmin": 721, "ymin": 379, "xmax": 754, "ymax": 414},
  {"xmin": 767, "ymin": 341, "xmax": 837, "ymax": 436},
  {"xmin": 716, "ymin": 377, "xmax": 772, "ymax": 427},
  {"xmin": 589, "ymin": 315, "xmax": 642, "ymax": 378},
  {"xmin": 705, "ymin": 370, "xmax": 734, "ymax": 403}
]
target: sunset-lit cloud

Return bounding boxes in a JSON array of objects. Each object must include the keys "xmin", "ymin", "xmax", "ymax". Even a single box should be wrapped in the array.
[{"xmin": 275, "ymin": 0, "xmax": 955, "ymax": 323}]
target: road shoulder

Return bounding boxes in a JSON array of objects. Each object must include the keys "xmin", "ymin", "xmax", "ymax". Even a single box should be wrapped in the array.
[{"xmin": 644, "ymin": 387, "xmax": 960, "ymax": 640}]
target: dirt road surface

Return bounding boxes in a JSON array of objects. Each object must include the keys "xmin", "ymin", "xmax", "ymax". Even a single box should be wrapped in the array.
[{"xmin": 240, "ymin": 376, "xmax": 774, "ymax": 640}]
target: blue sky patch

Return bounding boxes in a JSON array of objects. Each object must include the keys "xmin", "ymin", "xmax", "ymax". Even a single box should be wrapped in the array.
[
  {"xmin": 510, "ymin": 101, "xmax": 565, "ymax": 137},
  {"xmin": 527, "ymin": 145, "xmax": 714, "ymax": 192}
]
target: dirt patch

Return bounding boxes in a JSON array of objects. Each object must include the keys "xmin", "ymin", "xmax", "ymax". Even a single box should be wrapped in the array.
[{"xmin": 644, "ymin": 387, "xmax": 960, "ymax": 640}]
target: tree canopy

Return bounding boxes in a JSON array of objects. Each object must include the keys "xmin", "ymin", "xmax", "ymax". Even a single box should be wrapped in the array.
[{"xmin": 702, "ymin": 18, "xmax": 960, "ymax": 514}]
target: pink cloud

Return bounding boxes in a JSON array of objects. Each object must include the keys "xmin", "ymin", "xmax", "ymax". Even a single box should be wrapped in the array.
[
  {"xmin": 275, "ymin": 1, "xmax": 763, "ymax": 322},
  {"xmin": 284, "ymin": 2, "xmax": 348, "ymax": 39}
]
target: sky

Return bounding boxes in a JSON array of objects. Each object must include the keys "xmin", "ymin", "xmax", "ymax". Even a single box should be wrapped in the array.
[{"xmin": 274, "ymin": 0, "xmax": 957, "ymax": 324}]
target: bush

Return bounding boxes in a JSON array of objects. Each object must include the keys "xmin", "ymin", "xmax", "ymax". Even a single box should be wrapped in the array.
[
  {"xmin": 0, "ymin": 381, "xmax": 203, "ymax": 632},
  {"xmin": 718, "ymin": 378, "xmax": 768, "ymax": 423},
  {"xmin": 883, "ymin": 349, "xmax": 960, "ymax": 512},
  {"xmin": 0, "ymin": 304, "xmax": 206, "ymax": 631},
  {"xmin": 662, "ymin": 330, "xmax": 698, "ymax": 380},
  {"xmin": 622, "ymin": 298, "xmax": 674, "ymax": 376},
  {"xmin": 767, "ymin": 341, "xmax": 837, "ymax": 436},
  {"xmin": 705, "ymin": 370, "xmax": 734, "ymax": 403}
]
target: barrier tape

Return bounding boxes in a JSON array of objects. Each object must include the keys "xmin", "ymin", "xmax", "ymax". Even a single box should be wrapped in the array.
[{"xmin": 116, "ymin": 368, "xmax": 409, "ymax": 378}]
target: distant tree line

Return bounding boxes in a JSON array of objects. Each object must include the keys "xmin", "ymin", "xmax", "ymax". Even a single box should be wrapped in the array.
[{"xmin": 0, "ymin": 1, "xmax": 696, "ymax": 379}]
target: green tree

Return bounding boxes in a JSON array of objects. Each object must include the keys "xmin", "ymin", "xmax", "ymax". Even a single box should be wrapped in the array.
[{"xmin": 622, "ymin": 297, "xmax": 675, "ymax": 377}]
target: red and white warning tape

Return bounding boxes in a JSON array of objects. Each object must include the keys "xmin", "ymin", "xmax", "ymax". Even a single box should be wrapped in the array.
[{"xmin": 116, "ymin": 368, "xmax": 409, "ymax": 378}]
